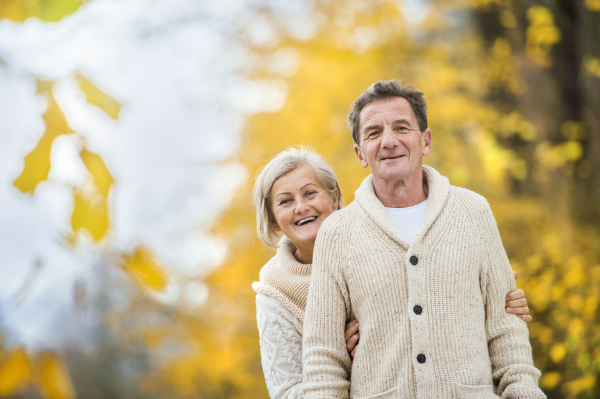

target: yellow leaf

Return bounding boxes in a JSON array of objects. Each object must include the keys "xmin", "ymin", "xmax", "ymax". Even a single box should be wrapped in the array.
[
  {"xmin": 80, "ymin": 149, "xmax": 114, "ymax": 197},
  {"xmin": 585, "ymin": 0, "xmax": 600, "ymax": 11},
  {"xmin": 563, "ymin": 374, "xmax": 596, "ymax": 396},
  {"xmin": 76, "ymin": 74, "xmax": 122, "ymax": 120},
  {"xmin": 70, "ymin": 149, "xmax": 114, "ymax": 242},
  {"xmin": 34, "ymin": 352, "xmax": 75, "ymax": 399},
  {"xmin": 120, "ymin": 246, "xmax": 168, "ymax": 292},
  {"xmin": 550, "ymin": 343, "xmax": 567, "ymax": 363},
  {"xmin": 0, "ymin": 348, "xmax": 31, "ymax": 396},
  {"xmin": 70, "ymin": 188, "xmax": 109, "ymax": 242},
  {"xmin": 13, "ymin": 81, "xmax": 74, "ymax": 194},
  {"xmin": 0, "ymin": 0, "xmax": 84, "ymax": 22},
  {"xmin": 540, "ymin": 371, "xmax": 561, "ymax": 390}
]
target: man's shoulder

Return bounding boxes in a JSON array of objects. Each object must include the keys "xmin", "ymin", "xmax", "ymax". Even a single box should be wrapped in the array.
[
  {"xmin": 318, "ymin": 201, "xmax": 360, "ymax": 238},
  {"xmin": 451, "ymin": 185, "xmax": 491, "ymax": 212}
]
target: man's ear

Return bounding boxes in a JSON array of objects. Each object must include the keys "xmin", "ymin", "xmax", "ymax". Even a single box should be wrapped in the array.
[
  {"xmin": 422, "ymin": 128, "xmax": 432, "ymax": 157},
  {"xmin": 354, "ymin": 143, "xmax": 369, "ymax": 168}
]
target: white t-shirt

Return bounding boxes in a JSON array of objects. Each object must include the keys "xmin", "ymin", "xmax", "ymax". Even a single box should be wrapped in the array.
[{"xmin": 385, "ymin": 199, "xmax": 428, "ymax": 245}]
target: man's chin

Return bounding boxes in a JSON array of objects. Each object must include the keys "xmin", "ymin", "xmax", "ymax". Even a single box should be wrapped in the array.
[{"xmin": 376, "ymin": 167, "xmax": 411, "ymax": 182}]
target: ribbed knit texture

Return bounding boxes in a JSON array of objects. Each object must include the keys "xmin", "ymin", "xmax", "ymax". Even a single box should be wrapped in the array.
[
  {"xmin": 256, "ymin": 293, "xmax": 305, "ymax": 398},
  {"xmin": 253, "ymin": 236, "xmax": 312, "ymax": 322},
  {"xmin": 302, "ymin": 165, "xmax": 545, "ymax": 399}
]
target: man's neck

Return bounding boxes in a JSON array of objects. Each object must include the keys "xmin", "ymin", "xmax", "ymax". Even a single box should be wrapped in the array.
[{"xmin": 373, "ymin": 168, "xmax": 428, "ymax": 208}]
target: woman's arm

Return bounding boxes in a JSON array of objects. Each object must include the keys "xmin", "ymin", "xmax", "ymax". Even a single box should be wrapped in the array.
[
  {"xmin": 256, "ymin": 294, "xmax": 305, "ymax": 399},
  {"xmin": 505, "ymin": 271, "xmax": 532, "ymax": 323},
  {"xmin": 256, "ymin": 294, "xmax": 360, "ymax": 399}
]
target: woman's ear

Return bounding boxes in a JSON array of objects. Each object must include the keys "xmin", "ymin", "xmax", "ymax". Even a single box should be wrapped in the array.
[
  {"xmin": 332, "ymin": 188, "xmax": 340, "ymax": 211},
  {"xmin": 272, "ymin": 221, "xmax": 281, "ymax": 232}
]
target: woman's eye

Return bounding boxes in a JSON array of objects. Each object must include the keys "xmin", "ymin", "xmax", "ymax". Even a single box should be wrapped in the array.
[
  {"xmin": 280, "ymin": 198, "xmax": 291, "ymax": 205},
  {"xmin": 305, "ymin": 191, "xmax": 317, "ymax": 196}
]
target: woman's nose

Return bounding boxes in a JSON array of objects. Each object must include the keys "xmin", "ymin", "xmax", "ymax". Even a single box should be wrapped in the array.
[{"xmin": 295, "ymin": 198, "xmax": 310, "ymax": 213}]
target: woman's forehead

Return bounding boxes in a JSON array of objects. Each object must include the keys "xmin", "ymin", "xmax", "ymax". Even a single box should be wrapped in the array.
[{"xmin": 272, "ymin": 165, "xmax": 322, "ymax": 193}]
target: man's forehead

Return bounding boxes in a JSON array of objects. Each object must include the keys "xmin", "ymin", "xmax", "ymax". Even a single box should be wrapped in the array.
[{"xmin": 360, "ymin": 97, "xmax": 415, "ymax": 125}]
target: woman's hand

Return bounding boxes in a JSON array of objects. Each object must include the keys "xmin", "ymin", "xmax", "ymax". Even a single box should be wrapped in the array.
[
  {"xmin": 506, "ymin": 271, "xmax": 532, "ymax": 323},
  {"xmin": 345, "ymin": 319, "xmax": 360, "ymax": 359}
]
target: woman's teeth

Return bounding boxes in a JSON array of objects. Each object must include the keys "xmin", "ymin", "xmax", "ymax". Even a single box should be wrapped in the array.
[{"xmin": 296, "ymin": 216, "xmax": 317, "ymax": 226}]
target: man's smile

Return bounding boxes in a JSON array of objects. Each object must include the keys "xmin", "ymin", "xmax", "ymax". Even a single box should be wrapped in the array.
[{"xmin": 381, "ymin": 155, "xmax": 405, "ymax": 161}]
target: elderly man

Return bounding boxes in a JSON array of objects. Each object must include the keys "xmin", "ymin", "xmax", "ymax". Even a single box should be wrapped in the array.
[{"xmin": 302, "ymin": 81, "xmax": 545, "ymax": 399}]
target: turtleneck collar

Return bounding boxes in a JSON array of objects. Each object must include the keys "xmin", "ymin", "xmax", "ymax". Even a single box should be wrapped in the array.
[{"xmin": 252, "ymin": 236, "xmax": 313, "ymax": 322}]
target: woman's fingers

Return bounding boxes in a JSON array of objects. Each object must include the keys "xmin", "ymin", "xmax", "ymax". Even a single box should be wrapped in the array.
[
  {"xmin": 346, "ymin": 333, "xmax": 360, "ymax": 354},
  {"xmin": 345, "ymin": 319, "xmax": 360, "ymax": 357},
  {"xmin": 347, "ymin": 333, "xmax": 360, "ymax": 356},
  {"xmin": 507, "ymin": 298, "xmax": 528, "ymax": 308},
  {"xmin": 513, "ymin": 270, "xmax": 518, "ymax": 281},
  {"xmin": 506, "ymin": 288, "xmax": 525, "ymax": 301},
  {"xmin": 345, "ymin": 320, "xmax": 359, "ymax": 342},
  {"xmin": 506, "ymin": 305, "xmax": 529, "ymax": 315},
  {"xmin": 518, "ymin": 314, "xmax": 532, "ymax": 323}
]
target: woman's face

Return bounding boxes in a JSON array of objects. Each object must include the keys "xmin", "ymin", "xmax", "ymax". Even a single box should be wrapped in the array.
[{"xmin": 270, "ymin": 165, "xmax": 339, "ymax": 251}]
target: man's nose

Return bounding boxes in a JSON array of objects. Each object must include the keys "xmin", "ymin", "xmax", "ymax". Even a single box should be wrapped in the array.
[{"xmin": 380, "ymin": 125, "xmax": 397, "ymax": 149}]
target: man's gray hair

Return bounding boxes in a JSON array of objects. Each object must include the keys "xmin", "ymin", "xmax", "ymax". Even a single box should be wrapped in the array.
[
  {"xmin": 252, "ymin": 146, "xmax": 344, "ymax": 249},
  {"xmin": 347, "ymin": 80, "xmax": 428, "ymax": 144}
]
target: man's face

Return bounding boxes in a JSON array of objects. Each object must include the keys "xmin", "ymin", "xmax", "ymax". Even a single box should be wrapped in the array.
[{"xmin": 353, "ymin": 97, "xmax": 431, "ymax": 184}]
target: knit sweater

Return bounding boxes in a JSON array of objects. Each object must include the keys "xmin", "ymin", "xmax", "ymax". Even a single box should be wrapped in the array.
[
  {"xmin": 253, "ymin": 237, "xmax": 312, "ymax": 322},
  {"xmin": 256, "ymin": 293, "xmax": 305, "ymax": 398},
  {"xmin": 302, "ymin": 165, "xmax": 545, "ymax": 399},
  {"xmin": 254, "ymin": 237, "xmax": 312, "ymax": 398}
]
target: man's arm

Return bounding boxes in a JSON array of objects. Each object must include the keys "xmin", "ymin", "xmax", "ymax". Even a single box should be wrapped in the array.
[
  {"xmin": 480, "ymin": 202, "xmax": 546, "ymax": 399},
  {"xmin": 302, "ymin": 224, "xmax": 352, "ymax": 399}
]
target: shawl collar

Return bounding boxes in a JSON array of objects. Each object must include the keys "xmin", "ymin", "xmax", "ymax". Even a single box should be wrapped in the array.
[{"xmin": 354, "ymin": 165, "xmax": 450, "ymax": 248}]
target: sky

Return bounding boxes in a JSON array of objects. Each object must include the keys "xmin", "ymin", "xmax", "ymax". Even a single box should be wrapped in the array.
[{"xmin": 0, "ymin": 0, "xmax": 314, "ymax": 351}]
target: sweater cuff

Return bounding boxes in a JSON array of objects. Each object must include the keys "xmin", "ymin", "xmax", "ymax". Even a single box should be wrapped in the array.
[{"xmin": 501, "ymin": 384, "xmax": 547, "ymax": 399}]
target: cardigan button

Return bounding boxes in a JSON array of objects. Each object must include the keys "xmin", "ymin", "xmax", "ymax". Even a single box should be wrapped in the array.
[
  {"xmin": 413, "ymin": 305, "xmax": 423, "ymax": 315},
  {"xmin": 417, "ymin": 354, "xmax": 426, "ymax": 364},
  {"xmin": 410, "ymin": 256, "xmax": 418, "ymax": 265}
]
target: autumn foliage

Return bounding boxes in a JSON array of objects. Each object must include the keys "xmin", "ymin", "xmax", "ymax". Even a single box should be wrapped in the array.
[{"xmin": 2, "ymin": 0, "xmax": 600, "ymax": 398}]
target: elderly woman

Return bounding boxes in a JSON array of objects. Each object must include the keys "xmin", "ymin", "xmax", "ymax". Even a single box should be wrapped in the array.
[{"xmin": 252, "ymin": 147, "xmax": 531, "ymax": 398}]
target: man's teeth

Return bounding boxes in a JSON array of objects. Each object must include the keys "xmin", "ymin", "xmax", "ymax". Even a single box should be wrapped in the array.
[{"xmin": 296, "ymin": 217, "xmax": 317, "ymax": 226}]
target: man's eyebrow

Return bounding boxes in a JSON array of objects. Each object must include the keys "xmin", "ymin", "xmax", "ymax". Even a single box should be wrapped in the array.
[
  {"xmin": 363, "ymin": 123, "xmax": 382, "ymax": 134},
  {"xmin": 392, "ymin": 118, "xmax": 412, "ymax": 125}
]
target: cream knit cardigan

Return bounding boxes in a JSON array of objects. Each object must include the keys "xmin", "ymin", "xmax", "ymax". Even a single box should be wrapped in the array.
[{"xmin": 302, "ymin": 166, "xmax": 545, "ymax": 399}]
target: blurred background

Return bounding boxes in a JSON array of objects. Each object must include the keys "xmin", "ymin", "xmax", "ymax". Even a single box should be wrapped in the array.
[{"xmin": 0, "ymin": 0, "xmax": 599, "ymax": 398}]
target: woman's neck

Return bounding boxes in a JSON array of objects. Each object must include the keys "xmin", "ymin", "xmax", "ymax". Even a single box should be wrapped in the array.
[{"xmin": 293, "ymin": 243, "xmax": 314, "ymax": 264}]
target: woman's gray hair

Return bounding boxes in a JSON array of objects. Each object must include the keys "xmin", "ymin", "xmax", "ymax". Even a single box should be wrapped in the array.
[
  {"xmin": 252, "ymin": 146, "xmax": 344, "ymax": 249},
  {"xmin": 347, "ymin": 80, "xmax": 428, "ymax": 144}
]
